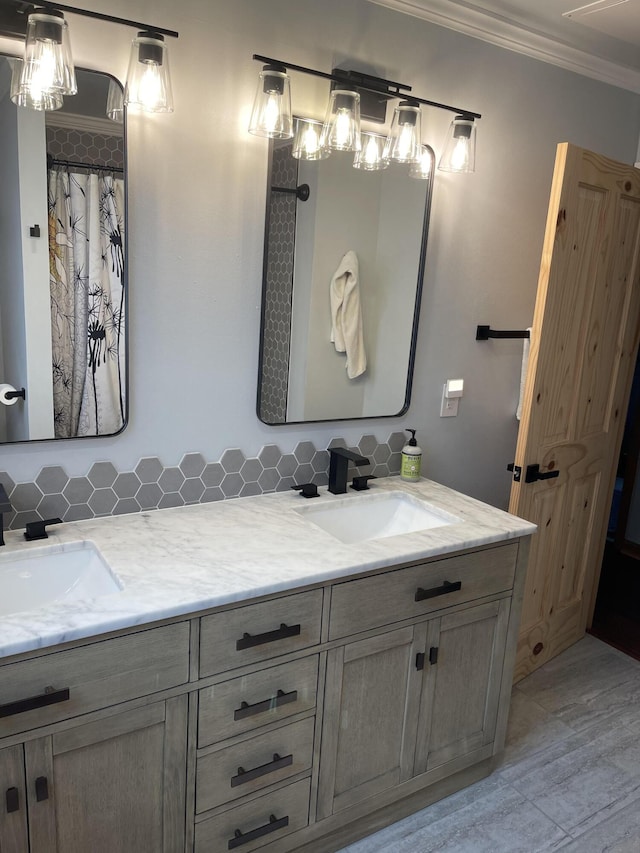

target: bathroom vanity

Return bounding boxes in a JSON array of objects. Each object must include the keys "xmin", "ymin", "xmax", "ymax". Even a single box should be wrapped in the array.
[{"xmin": 0, "ymin": 478, "xmax": 535, "ymax": 852}]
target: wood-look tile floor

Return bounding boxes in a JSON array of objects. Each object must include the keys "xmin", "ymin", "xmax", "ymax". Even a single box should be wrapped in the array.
[{"xmin": 339, "ymin": 635, "xmax": 640, "ymax": 852}]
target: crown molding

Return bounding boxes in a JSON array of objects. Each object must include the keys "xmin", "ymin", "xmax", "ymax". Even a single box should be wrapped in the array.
[
  {"xmin": 45, "ymin": 111, "xmax": 123, "ymax": 137},
  {"xmin": 366, "ymin": 0, "xmax": 640, "ymax": 93}
]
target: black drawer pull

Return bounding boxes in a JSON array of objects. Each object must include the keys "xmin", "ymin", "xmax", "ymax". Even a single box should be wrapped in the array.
[
  {"xmin": 415, "ymin": 580, "xmax": 462, "ymax": 602},
  {"xmin": 231, "ymin": 752, "xmax": 293, "ymax": 788},
  {"xmin": 35, "ymin": 777, "xmax": 48, "ymax": 802},
  {"xmin": 234, "ymin": 689, "xmax": 298, "ymax": 721},
  {"xmin": 6, "ymin": 787, "xmax": 19, "ymax": 813},
  {"xmin": 236, "ymin": 622, "xmax": 301, "ymax": 651},
  {"xmin": 229, "ymin": 813, "xmax": 289, "ymax": 849},
  {"xmin": 0, "ymin": 687, "xmax": 70, "ymax": 719}
]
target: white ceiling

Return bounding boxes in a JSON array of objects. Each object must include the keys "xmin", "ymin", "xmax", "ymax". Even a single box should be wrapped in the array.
[{"xmin": 367, "ymin": 0, "xmax": 640, "ymax": 92}]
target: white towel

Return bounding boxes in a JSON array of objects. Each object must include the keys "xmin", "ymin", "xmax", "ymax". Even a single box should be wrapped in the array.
[
  {"xmin": 516, "ymin": 328, "xmax": 531, "ymax": 421},
  {"xmin": 330, "ymin": 250, "xmax": 367, "ymax": 379}
]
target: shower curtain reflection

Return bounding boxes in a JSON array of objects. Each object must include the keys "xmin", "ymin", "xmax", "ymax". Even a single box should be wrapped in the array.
[{"xmin": 48, "ymin": 165, "xmax": 125, "ymax": 437}]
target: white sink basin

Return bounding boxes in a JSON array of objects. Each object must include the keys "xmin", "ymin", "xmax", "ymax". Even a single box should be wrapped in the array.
[
  {"xmin": 295, "ymin": 490, "xmax": 460, "ymax": 544},
  {"xmin": 0, "ymin": 541, "xmax": 122, "ymax": 617}
]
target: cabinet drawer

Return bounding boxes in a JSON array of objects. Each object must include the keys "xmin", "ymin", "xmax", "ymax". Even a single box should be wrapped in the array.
[
  {"xmin": 0, "ymin": 622, "xmax": 190, "ymax": 738},
  {"xmin": 196, "ymin": 716, "xmax": 314, "ymax": 813},
  {"xmin": 198, "ymin": 655, "xmax": 318, "ymax": 747},
  {"xmin": 195, "ymin": 777, "xmax": 310, "ymax": 853},
  {"xmin": 199, "ymin": 589, "xmax": 322, "ymax": 677},
  {"xmin": 329, "ymin": 543, "xmax": 518, "ymax": 639}
]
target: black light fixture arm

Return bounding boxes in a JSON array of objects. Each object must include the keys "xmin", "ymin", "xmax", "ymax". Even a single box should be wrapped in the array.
[
  {"xmin": 252, "ymin": 53, "xmax": 481, "ymax": 120},
  {"xmin": 0, "ymin": 0, "xmax": 178, "ymax": 38}
]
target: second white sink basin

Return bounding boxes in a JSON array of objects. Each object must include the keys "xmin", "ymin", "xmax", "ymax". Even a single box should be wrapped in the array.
[
  {"xmin": 0, "ymin": 541, "xmax": 122, "ymax": 617},
  {"xmin": 296, "ymin": 490, "xmax": 460, "ymax": 544}
]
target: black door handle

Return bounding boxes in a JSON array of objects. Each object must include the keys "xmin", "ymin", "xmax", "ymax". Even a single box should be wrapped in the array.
[{"xmin": 525, "ymin": 464, "xmax": 560, "ymax": 483}]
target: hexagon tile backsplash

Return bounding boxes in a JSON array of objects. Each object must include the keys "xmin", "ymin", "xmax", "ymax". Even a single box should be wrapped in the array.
[{"xmin": 0, "ymin": 433, "xmax": 406, "ymax": 530}]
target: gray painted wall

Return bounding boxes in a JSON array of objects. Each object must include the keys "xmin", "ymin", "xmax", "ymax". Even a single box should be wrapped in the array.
[{"xmin": 0, "ymin": 0, "xmax": 639, "ymax": 511}]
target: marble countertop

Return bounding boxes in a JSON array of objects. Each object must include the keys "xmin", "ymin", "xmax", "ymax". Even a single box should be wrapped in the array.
[{"xmin": 0, "ymin": 476, "xmax": 536, "ymax": 660}]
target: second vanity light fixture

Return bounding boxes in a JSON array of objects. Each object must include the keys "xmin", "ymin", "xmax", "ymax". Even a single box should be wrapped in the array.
[
  {"xmin": 248, "ymin": 54, "xmax": 481, "ymax": 174},
  {"xmin": 0, "ymin": 0, "xmax": 178, "ymax": 114}
]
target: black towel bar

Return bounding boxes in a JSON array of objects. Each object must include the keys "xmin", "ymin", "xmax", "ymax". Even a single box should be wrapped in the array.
[{"xmin": 476, "ymin": 325, "xmax": 530, "ymax": 341}]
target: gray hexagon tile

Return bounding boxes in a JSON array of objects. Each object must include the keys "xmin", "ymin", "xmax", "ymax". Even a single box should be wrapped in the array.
[
  {"xmin": 37, "ymin": 494, "xmax": 69, "ymax": 519},
  {"xmin": 11, "ymin": 483, "xmax": 43, "ymax": 513},
  {"xmin": 135, "ymin": 457, "xmax": 163, "ymax": 484},
  {"xmin": 89, "ymin": 488, "xmax": 117, "ymax": 516},
  {"xmin": 88, "ymin": 461, "xmax": 118, "ymax": 489},
  {"xmin": 294, "ymin": 441, "xmax": 315, "ymax": 463},
  {"xmin": 240, "ymin": 458, "xmax": 263, "ymax": 483},
  {"xmin": 64, "ymin": 477, "xmax": 94, "ymax": 505},
  {"xmin": 180, "ymin": 478, "xmax": 205, "ymax": 504},
  {"xmin": 36, "ymin": 466, "xmax": 69, "ymax": 495},
  {"xmin": 136, "ymin": 483, "xmax": 163, "ymax": 510},
  {"xmin": 202, "ymin": 463, "xmax": 224, "ymax": 488},
  {"xmin": 180, "ymin": 453, "xmax": 206, "ymax": 478},
  {"xmin": 221, "ymin": 449, "xmax": 245, "ymax": 473},
  {"xmin": 258, "ymin": 445, "xmax": 281, "ymax": 468},
  {"xmin": 113, "ymin": 472, "xmax": 141, "ymax": 499},
  {"xmin": 158, "ymin": 468, "xmax": 185, "ymax": 494},
  {"xmin": 220, "ymin": 473, "xmax": 243, "ymax": 498},
  {"xmin": 3, "ymin": 432, "xmax": 405, "ymax": 528}
]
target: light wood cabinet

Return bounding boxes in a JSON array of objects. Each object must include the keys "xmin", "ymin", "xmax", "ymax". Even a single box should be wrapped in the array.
[
  {"xmin": 0, "ymin": 536, "xmax": 530, "ymax": 853},
  {"xmin": 1, "ymin": 698, "xmax": 187, "ymax": 853},
  {"xmin": 317, "ymin": 599, "xmax": 510, "ymax": 818}
]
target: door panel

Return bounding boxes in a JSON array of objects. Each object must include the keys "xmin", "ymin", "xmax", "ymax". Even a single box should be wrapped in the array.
[
  {"xmin": 0, "ymin": 745, "xmax": 29, "ymax": 853},
  {"xmin": 510, "ymin": 144, "xmax": 640, "ymax": 680}
]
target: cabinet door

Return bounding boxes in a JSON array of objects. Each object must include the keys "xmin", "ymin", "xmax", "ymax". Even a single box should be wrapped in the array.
[
  {"xmin": 414, "ymin": 599, "xmax": 510, "ymax": 774},
  {"xmin": 0, "ymin": 744, "xmax": 29, "ymax": 853},
  {"xmin": 317, "ymin": 625, "xmax": 422, "ymax": 818},
  {"xmin": 25, "ymin": 696, "xmax": 188, "ymax": 853}
]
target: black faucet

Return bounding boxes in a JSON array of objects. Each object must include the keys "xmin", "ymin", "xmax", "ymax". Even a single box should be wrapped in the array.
[
  {"xmin": 0, "ymin": 482, "xmax": 13, "ymax": 546},
  {"xmin": 328, "ymin": 447, "xmax": 370, "ymax": 495}
]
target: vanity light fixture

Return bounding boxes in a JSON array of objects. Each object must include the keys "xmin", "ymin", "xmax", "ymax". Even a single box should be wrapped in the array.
[
  {"xmin": 9, "ymin": 55, "xmax": 63, "ymax": 110},
  {"xmin": 124, "ymin": 31, "xmax": 173, "ymax": 113},
  {"xmin": 249, "ymin": 53, "xmax": 481, "ymax": 173},
  {"xmin": 17, "ymin": 9, "xmax": 76, "ymax": 100},
  {"xmin": 320, "ymin": 88, "xmax": 361, "ymax": 153},
  {"xmin": 0, "ymin": 0, "xmax": 178, "ymax": 114},
  {"xmin": 292, "ymin": 117, "xmax": 329, "ymax": 160},
  {"xmin": 409, "ymin": 144, "xmax": 435, "ymax": 180},
  {"xmin": 249, "ymin": 63, "xmax": 293, "ymax": 138},
  {"xmin": 383, "ymin": 100, "xmax": 422, "ymax": 164},
  {"xmin": 438, "ymin": 115, "xmax": 477, "ymax": 173},
  {"xmin": 353, "ymin": 132, "xmax": 388, "ymax": 170}
]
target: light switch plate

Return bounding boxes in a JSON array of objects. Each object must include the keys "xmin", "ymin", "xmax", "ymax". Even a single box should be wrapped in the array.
[{"xmin": 440, "ymin": 385, "xmax": 459, "ymax": 417}]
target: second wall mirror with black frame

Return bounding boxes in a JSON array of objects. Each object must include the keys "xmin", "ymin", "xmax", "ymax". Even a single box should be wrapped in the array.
[{"xmin": 257, "ymin": 128, "xmax": 434, "ymax": 425}]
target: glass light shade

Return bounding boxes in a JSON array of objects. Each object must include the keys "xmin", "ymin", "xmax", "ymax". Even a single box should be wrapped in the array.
[
  {"xmin": 383, "ymin": 101, "xmax": 422, "ymax": 163},
  {"xmin": 320, "ymin": 89, "xmax": 361, "ymax": 153},
  {"xmin": 409, "ymin": 144, "xmax": 435, "ymax": 180},
  {"xmin": 124, "ymin": 32, "xmax": 174, "ymax": 114},
  {"xmin": 9, "ymin": 57, "xmax": 63, "ymax": 111},
  {"xmin": 249, "ymin": 65, "xmax": 292, "ymax": 139},
  {"xmin": 106, "ymin": 78, "xmax": 124, "ymax": 122},
  {"xmin": 18, "ymin": 11, "xmax": 76, "ymax": 100},
  {"xmin": 438, "ymin": 116, "xmax": 476, "ymax": 173},
  {"xmin": 353, "ymin": 133, "xmax": 388, "ymax": 170},
  {"xmin": 292, "ymin": 118, "xmax": 329, "ymax": 160}
]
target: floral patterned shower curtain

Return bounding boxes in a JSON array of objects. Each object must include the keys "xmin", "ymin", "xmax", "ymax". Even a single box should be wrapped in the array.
[{"xmin": 48, "ymin": 168, "xmax": 125, "ymax": 438}]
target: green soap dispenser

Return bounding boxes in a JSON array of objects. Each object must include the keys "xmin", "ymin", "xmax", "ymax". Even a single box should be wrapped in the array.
[{"xmin": 401, "ymin": 429, "xmax": 422, "ymax": 482}]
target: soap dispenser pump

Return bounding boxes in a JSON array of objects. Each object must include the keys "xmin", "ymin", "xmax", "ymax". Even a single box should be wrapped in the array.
[{"xmin": 401, "ymin": 429, "xmax": 422, "ymax": 482}]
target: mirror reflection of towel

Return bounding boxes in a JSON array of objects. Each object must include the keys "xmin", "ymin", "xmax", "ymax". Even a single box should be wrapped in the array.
[{"xmin": 330, "ymin": 250, "xmax": 367, "ymax": 379}]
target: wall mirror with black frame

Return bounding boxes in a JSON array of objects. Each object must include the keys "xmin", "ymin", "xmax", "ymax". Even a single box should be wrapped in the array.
[
  {"xmin": 0, "ymin": 55, "xmax": 127, "ymax": 443},
  {"xmin": 257, "ymin": 132, "xmax": 434, "ymax": 425}
]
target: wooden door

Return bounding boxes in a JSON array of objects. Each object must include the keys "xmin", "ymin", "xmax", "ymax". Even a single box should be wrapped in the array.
[
  {"xmin": 25, "ymin": 696, "xmax": 188, "ymax": 853},
  {"xmin": 0, "ymin": 744, "xmax": 29, "ymax": 853},
  {"xmin": 414, "ymin": 600, "xmax": 509, "ymax": 774},
  {"xmin": 510, "ymin": 143, "xmax": 640, "ymax": 680},
  {"xmin": 317, "ymin": 626, "xmax": 422, "ymax": 818}
]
